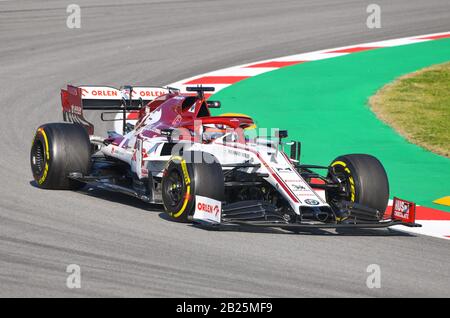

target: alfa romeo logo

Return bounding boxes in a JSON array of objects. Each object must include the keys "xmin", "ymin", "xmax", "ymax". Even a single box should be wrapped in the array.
[{"xmin": 304, "ymin": 199, "xmax": 319, "ymax": 205}]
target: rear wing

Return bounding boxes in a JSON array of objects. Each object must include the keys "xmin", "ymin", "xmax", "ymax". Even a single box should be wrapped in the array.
[{"xmin": 61, "ymin": 85, "xmax": 174, "ymax": 134}]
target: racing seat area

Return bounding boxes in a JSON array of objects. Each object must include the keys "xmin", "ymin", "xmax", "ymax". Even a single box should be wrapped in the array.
[
  {"xmin": 178, "ymin": 93, "xmax": 255, "ymax": 143},
  {"xmin": 201, "ymin": 114, "xmax": 255, "ymax": 143}
]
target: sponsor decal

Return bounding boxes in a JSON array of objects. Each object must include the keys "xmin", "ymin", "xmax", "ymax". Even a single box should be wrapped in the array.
[
  {"xmin": 136, "ymin": 89, "xmax": 166, "ymax": 98},
  {"xmin": 38, "ymin": 163, "xmax": 48, "ymax": 185},
  {"xmin": 197, "ymin": 202, "xmax": 220, "ymax": 216},
  {"xmin": 226, "ymin": 149, "xmax": 250, "ymax": 159},
  {"xmin": 193, "ymin": 195, "xmax": 221, "ymax": 223},
  {"xmin": 120, "ymin": 87, "xmax": 132, "ymax": 99},
  {"xmin": 83, "ymin": 89, "xmax": 118, "ymax": 97},
  {"xmin": 180, "ymin": 160, "xmax": 190, "ymax": 185},
  {"xmin": 172, "ymin": 114, "xmax": 183, "ymax": 126},
  {"xmin": 290, "ymin": 184, "xmax": 307, "ymax": 191},
  {"xmin": 304, "ymin": 199, "xmax": 320, "ymax": 206},
  {"xmin": 276, "ymin": 167, "xmax": 293, "ymax": 173},
  {"xmin": 70, "ymin": 104, "xmax": 82, "ymax": 115},
  {"xmin": 81, "ymin": 87, "xmax": 167, "ymax": 99},
  {"xmin": 391, "ymin": 197, "xmax": 416, "ymax": 223}
]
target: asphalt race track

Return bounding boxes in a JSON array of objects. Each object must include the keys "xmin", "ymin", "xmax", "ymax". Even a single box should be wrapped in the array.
[{"xmin": 0, "ymin": 0, "xmax": 449, "ymax": 297}]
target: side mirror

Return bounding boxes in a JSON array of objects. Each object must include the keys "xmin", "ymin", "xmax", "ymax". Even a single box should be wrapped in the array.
[
  {"xmin": 207, "ymin": 100, "xmax": 221, "ymax": 108},
  {"xmin": 277, "ymin": 130, "xmax": 288, "ymax": 139}
]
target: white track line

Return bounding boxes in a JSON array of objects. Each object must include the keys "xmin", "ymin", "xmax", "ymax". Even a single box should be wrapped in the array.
[{"xmin": 169, "ymin": 31, "xmax": 450, "ymax": 93}]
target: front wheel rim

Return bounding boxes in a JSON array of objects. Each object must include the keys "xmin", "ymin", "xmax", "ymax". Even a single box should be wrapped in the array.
[
  {"xmin": 164, "ymin": 169, "xmax": 184, "ymax": 207},
  {"xmin": 31, "ymin": 139, "xmax": 46, "ymax": 176}
]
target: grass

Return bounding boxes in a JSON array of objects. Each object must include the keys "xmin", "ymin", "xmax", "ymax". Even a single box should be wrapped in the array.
[{"xmin": 370, "ymin": 62, "xmax": 450, "ymax": 158}]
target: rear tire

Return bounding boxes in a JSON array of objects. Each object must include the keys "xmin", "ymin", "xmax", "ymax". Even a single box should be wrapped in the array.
[
  {"xmin": 326, "ymin": 154, "xmax": 389, "ymax": 214},
  {"xmin": 30, "ymin": 123, "xmax": 91, "ymax": 190},
  {"xmin": 162, "ymin": 151, "xmax": 224, "ymax": 223}
]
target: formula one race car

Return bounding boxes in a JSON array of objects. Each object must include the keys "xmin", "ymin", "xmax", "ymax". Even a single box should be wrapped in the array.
[{"xmin": 30, "ymin": 85, "xmax": 420, "ymax": 231}]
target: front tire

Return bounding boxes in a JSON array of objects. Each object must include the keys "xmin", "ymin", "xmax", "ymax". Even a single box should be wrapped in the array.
[
  {"xmin": 326, "ymin": 154, "xmax": 389, "ymax": 214},
  {"xmin": 161, "ymin": 151, "xmax": 224, "ymax": 222},
  {"xmin": 30, "ymin": 123, "xmax": 91, "ymax": 190}
]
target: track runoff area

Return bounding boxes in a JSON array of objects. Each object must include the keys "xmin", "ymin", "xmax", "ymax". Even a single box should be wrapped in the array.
[{"xmin": 116, "ymin": 32, "xmax": 450, "ymax": 240}]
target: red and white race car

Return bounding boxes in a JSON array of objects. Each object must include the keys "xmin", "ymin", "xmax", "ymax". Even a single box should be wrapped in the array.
[{"xmin": 30, "ymin": 84, "xmax": 420, "ymax": 230}]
